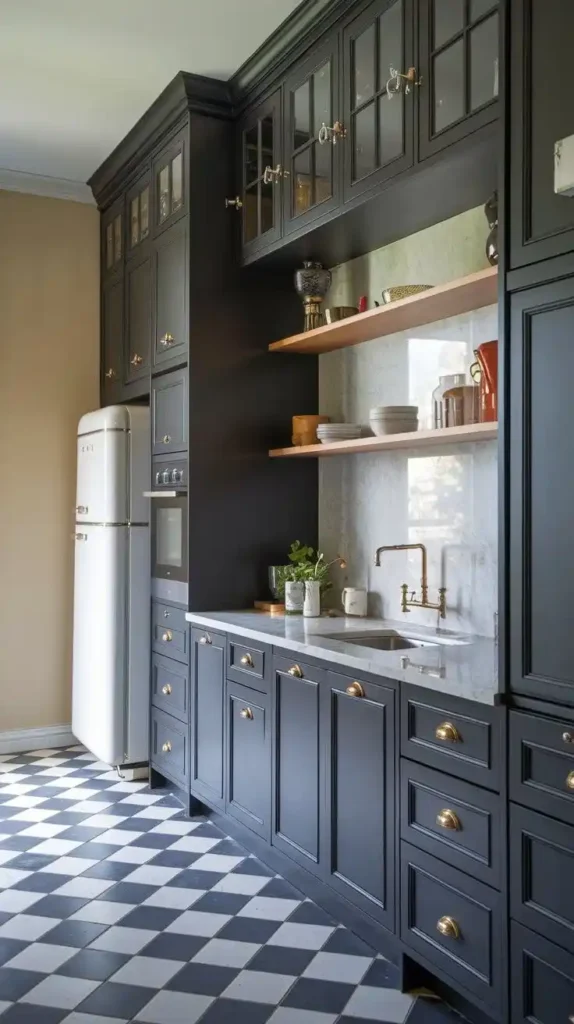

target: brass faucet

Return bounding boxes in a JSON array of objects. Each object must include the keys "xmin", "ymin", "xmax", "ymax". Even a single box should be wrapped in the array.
[{"xmin": 374, "ymin": 543, "xmax": 447, "ymax": 618}]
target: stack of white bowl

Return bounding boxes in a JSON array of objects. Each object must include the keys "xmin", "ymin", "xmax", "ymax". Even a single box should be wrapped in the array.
[
  {"xmin": 316, "ymin": 422, "xmax": 362, "ymax": 444},
  {"xmin": 369, "ymin": 406, "xmax": 418, "ymax": 435}
]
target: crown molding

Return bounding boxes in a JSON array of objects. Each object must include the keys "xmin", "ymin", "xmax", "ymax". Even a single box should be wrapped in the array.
[{"xmin": 0, "ymin": 168, "xmax": 94, "ymax": 205}]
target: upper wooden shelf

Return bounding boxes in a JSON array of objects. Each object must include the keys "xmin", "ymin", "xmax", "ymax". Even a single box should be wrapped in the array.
[
  {"xmin": 269, "ymin": 422, "xmax": 497, "ymax": 458},
  {"xmin": 269, "ymin": 267, "xmax": 498, "ymax": 355}
]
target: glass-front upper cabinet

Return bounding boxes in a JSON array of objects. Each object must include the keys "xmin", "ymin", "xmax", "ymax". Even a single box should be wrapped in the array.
[
  {"xmin": 419, "ymin": 0, "xmax": 499, "ymax": 158},
  {"xmin": 283, "ymin": 37, "xmax": 340, "ymax": 233},
  {"xmin": 237, "ymin": 91, "xmax": 282, "ymax": 256},
  {"xmin": 102, "ymin": 198, "xmax": 124, "ymax": 279},
  {"xmin": 343, "ymin": 0, "xmax": 414, "ymax": 201},
  {"xmin": 127, "ymin": 175, "xmax": 151, "ymax": 254},
  {"xmin": 152, "ymin": 130, "xmax": 186, "ymax": 235}
]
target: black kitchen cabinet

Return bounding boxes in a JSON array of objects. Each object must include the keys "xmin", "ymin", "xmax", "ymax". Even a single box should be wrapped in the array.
[
  {"xmin": 323, "ymin": 670, "xmax": 395, "ymax": 931},
  {"xmin": 101, "ymin": 277, "xmax": 123, "ymax": 404},
  {"xmin": 342, "ymin": 0, "xmax": 414, "ymax": 203},
  {"xmin": 418, "ymin": 0, "xmax": 499, "ymax": 161},
  {"xmin": 282, "ymin": 34, "xmax": 341, "ymax": 233},
  {"xmin": 510, "ymin": 0, "xmax": 574, "ymax": 269},
  {"xmin": 151, "ymin": 367, "xmax": 188, "ymax": 455},
  {"xmin": 237, "ymin": 92, "xmax": 283, "ymax": 258},
  {"xmin": 511, "ymin": 922, "xmax": 574, "ymax": 1024},
  {"xmin": 226, "ymin": 680, "xmax": 271, "ymax": 839},
  {"xmin": 125, "ymin": 247, "xmax": 152, "ymax": 384},
  {"xmin": 190, "ymin": 627, "xmax": 226, "ymax": 810},
  {"xmin": 101, "ymin": 196, "xmax": 124, "ymax": 281},
  {"xmin": 509, "ymin": 277, "xmax": 574, "ymax": 705},
  {"xmin": 153, "ymin": 216, "xmax": 188, "ymax": 371},
  {"xmin": 126, "ymin": 173, "xmax": 151, "ymax": 255},
  {"xmin": 152, "ymin": 129, "xmax": 187, "ymax": 237}
]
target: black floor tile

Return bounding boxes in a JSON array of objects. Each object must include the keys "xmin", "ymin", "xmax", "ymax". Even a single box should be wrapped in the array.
[
  {"xmin": 55, "ymin": 946, "xmax": 130, "ymax": 981},
  {"xmin": 217, "ymin": 916, "xmax": 281, "ymax": 944},
  {"xmin": 0, "ymin": 1004, "xmax": 67, "ymax": 1023},
  {"xmin": 41, "ymin": 919, "xmax": 109, "ymax": 948},
  {"xmin": 231, "ymin": 858, "xmax": 274, "ymax": 877},
  {"xmin": 166, "ymin": 868, "xmax": 223, "ymax": 890},
  {"xmin": 5, "ymin": 853, "xmax": 55, "ymax": 872},
  {"xmin": 0, "ymin": 939, "xmax": 27, "ymax": 967},
  {"xmin": 142, "ymin": 932, "xmax": 209, "ymax": 961},
  {"xmin": 29, "ymin": 894, "xmax": 89, "ymax": 918},
  {"xmin": 0, "ymin": 967, "xmax": 45, "ymax": 1000},
  {"xmin": 11, "ymin": 873, "xmax": 66, "ymax": 893},
  {"xmin": 148, "ymin": 848, "xmax": 201, "ymax": 868},
  {"xmin": 247, "ymin": 944, "xmax": 316, "ymax": 976},
  {"xmin": 322, "ymin": 927, "xmax": 377, "ymax": 957},
  {"xmin": 361, "ymin": 957, "xmax": 402, "ymax": 989},
  {"xmin": 287, "ymin": 900, "xmax": 337, "ymax": 926},
  {"xmin": 98, "ymin": 881, "xmax": 158, "ymax": 904},
  {"xmin": 282, "ymin": 976, "xmax": 356, "ymax": 1013},
  {"xmin": 119, "ymin": 905, "xmax": 182, "ymax": 931},
  {"xmin": 76, "ymin": 978, "xmax": 152, "ymax": 1017},
  {"xmin": 192, "ymin": 891, "xmax": 251, "ymax": 916},
  {"xmin": 198, "ymin": 997, "xmax": 274, "ymax": 1023},
  {"xmin": 81, "ymin": 859, "xmax": 136, "ymax": 881},
  {"xmin": 167, "ymin": 961, "xmax": 240, "ymax": 996}
]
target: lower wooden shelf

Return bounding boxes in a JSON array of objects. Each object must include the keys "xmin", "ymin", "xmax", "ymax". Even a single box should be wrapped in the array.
[{"xmin": 269, "ymin": 422, "xmax": 498, "ymax": 458}]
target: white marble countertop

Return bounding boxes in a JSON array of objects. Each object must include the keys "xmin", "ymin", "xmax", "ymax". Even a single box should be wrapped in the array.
[{"xmin": 185, "ymin": 610, "xmax": 500, "ymax": 706}]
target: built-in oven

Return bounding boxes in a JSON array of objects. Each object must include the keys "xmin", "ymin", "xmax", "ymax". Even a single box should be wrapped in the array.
[{"xmin": 145, "ymin": 454, "xmax": 188, "ymax": 606}]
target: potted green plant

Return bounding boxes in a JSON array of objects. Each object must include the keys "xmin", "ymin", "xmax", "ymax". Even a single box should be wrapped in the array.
[{"xmin": 277, "ymin": 542, "xmax": 346, "ymax": 616}]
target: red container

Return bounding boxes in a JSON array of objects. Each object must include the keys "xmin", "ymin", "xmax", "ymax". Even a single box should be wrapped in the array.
[{"xmin": 471, "ymin": 340, "xmax": 498, "ymax": 422}]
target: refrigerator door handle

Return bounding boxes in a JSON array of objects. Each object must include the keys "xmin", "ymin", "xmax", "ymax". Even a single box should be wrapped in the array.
[{"xmin": 74, "ymin": 533, "xmax": 88, "ymax": 541}]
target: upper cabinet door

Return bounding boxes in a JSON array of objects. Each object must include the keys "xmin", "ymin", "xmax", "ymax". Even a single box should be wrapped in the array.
[
  {"xmin": 343, "ymin": 0, "xmax": 414, "ymax": 203},
  {"xmin": 101, "ymin": 197, "xmax": 124, "ymax": 282},
  {"xmin": 237, "ymin": 91, "xmax": 282, "ymax": 258},
  {"xmin": 283, "ymin": 35, "xmax": 341, "ymax": 234},
  {"xmin": 126, "ymin": 174, "xmax": 151, "ymax": 257},
  {"xmin": 510, "ymin": 0, "xmax": 574, "ymax": 270},
  {"xmin": 418, "ymin": 0, "xmax": 499, "ymax": 160},
  {"xmin": 152, "ymin": 129, "xmax": 187, "ymax": 237},
  {"xmin": 125, "ymin": 173, "xmax": 152, "ymax": 384},
  {"xmin": 153, "ymin": 217, "xmax": 188, "ymax": 371}
]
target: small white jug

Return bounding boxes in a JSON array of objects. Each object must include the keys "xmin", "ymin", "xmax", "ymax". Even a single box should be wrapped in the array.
[{"xmin": 342, "ymin": 587, "xmax": 368, "ymax": 617}]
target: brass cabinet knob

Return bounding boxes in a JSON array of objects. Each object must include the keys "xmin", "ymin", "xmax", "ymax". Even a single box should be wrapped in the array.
[
  {"xmin": 240, "ymin": 653, "xmax": 254, "ymax": 667},
  {"xmin": 163, "ymin": 610, "xmax": 170, "ymax": 618},
  {"xmin": 566, "ymin": 772, "xmax": 574, "ymax": 791},
  {"xmin": 161, "ymin": 741, "xmax": 172, "ymax": 753},
  {"xmin": 436, "ymin": 915, "xmax": 460, "ymax": 939},
  {"xmin": 436, "ymin": 809, "xmax": 461, "ymax": 831},
  {"xmin": 435, "ymin": 721, "xmax": 460, "ymax": 743},
  {"xmin": 105, "ymin": 368, "xmax": 116, "ymax": 380},
  {"xmin": 346, "ymin": 681, "xmax": 365, "ymax": 698},
  {"xmin": 288, "ymin": 664, "xmax": 303, "ymax": 678},
  {"xmin": 199, "ymin": 634, "xmax": 212, "ymax": 645},
  {"xmin": 161, "ymin": 684, "xmax": 172, "ymax": 696},
  {"xmin": 318, "ymin": 120, "xmax": 347, "ymax": 145},
  {"xmin": 162, "ymin": 434, "xmax": 171, "ymax": 444},
  {"xmin": 160, "ymin": 333, "xmax": 175, "ymax": 347},
  {"xmin": 162, "ymin": 630, "xmax": 173, "ymax": 642},
  {"xmin": 130, "ymin": 353, "xmax": 143, "ymax": 366},
  {"xmin": 240, "ymin": 707, "xmax": 254, "ymax": 720},
  {"xmin": 563, "ymin": 732, "xmax": 574, "ymax": 744},
  {"xmin": 225, "ymin": 196, "xmax": 243, "ymax": 209}
]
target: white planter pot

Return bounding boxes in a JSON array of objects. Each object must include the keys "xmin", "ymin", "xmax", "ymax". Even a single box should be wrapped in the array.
[
  {"xmin": 303, "ymin": 580, "xmax": 321, "ymax": 617},
  {"xmin": 285, "ymin": 581, "xmax": 304, "ymax": 615}
]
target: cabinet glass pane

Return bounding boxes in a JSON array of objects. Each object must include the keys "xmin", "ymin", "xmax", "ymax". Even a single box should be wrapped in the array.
[
  {"xmin": 353, "ymin": 103, "xmax": 376, "ymax": 180},
  {"xmin": 293, "ymin": 148, "xmax": 311, "ymax": 215},
  {"xmin": 470, "ymin": 0, "xmax": 496, "ymax": 20},
  {"xmin": 245, "ymin": 125, "xmax": 259, "ymax": 185},
  {"xmin": 243, "ymin": 185, "xmax": 258, "ymax": 243},
  {"xmin": 353, "ymin": 24, "xmax": 375, "ymax": 108},
  {"xmin": 171, "ymin": 153, "xmax": 183, "ymax": 212},
  {"xmin": 313, "ymin": 62, "xmax": 331, "ymax": 138},
  {"xmin": 433, "ymin": 0, "xmax": 464, "ymax": 49},
  {"xmin": 140, "ymin": 187, "xmax": 149, "ymax": 239},
  {"xmin": 261, "ymin": 180, "xmax": 274, "ymax": 234},
  {"xmin": 315, "ymin": 141, "xmax": 332, "ymax": 204},
  {"xmin": 158, "ymin": 165, "xmax": 170, "ymax": 223},
  {"xmin": 293, "ymin": 81, "xmax": 310, "ymax": 149},
  {"xmin": 261, "ymin": 116, "xmax": 274, "ymax": 167},
  {"xmin": 378, "ymin": 94, "xmax": 404, "ymax": 165},
  {"xmin": 470, "ymin": 13, "xmax": 499, "ymax": 110},
  {"xmin": 433, "ymin": 39, "xmax": 464, "ymax": 132},
  {"xmin": 106, "ymin": 223, "xmax": 113, "ymax": 269},
  {"xmin": 379, "ymin": 0, "xmax": 403, "ymax": 99},
  {"xmin": 113, "ymin": 214, "xmax": 122, "ymax": 262},
  {"xmin": 130, "ymin": 197, "xmax": 139, "ymax": 248}
]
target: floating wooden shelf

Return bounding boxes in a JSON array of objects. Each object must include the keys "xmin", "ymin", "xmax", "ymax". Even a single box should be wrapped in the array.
[
  {"xmin": 269, "ymin": 422, "xmax": 497, "ymax": 458},
  {"xmin": 269, "ymin": 267, "xmax": 498, "ymax": 354}
]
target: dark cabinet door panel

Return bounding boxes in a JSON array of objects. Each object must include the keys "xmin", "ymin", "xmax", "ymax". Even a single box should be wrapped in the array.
[
  {"xmin": 151, "ymin": 707, "xmax": 189, "ymax": 787},
  {"xmin": 101, "ymin": 278, "xmax": 123, "ymax": 405},
  {"xmin": 102, "ymin": 196, "xmax": 124, "ymax": 281},
  {"xmin": 510, "ymin": 0, "xmax": 574, "ymax": 268},
  {"xmin": 152, "ymin": 129, "xmax": 187, "ymax": 237},
  {"xmin": 153, "ymin": 217, "xmax": 188, "ymax": 370},
  {"xmin": 324, "ymin": 671, "xmax": 395, "ymax": 930},
  {"xmin": 125, "ymin": 251, "xmax": 152, "ymax": 382},
  {"xmin": 272, "ymin": 656, "xmax": 326, "ymax": 873},
  {"xmin": 151, "ymin": 653, "xmax": 189, "ymax": 724},
  {"xmin": 152, "ymin": 368, "xmax": 188, "ymax": 456},
  {"xmin": 190, "ymin": 627, "xmax": 226, "ymax": 809},
  {"xmin": 227, "ymin": 635, "xmax": 271, "ymax": 692},
  {"xmin": 511, "ymin": 922, "xmax": 574, "ymax": 1024},
  {"xmin": 509, "ymin": 711, "xmax": 574, "ymax": 824},
  {"xmin": 510, "ymin": 803, "xmax": 574, "ymax": 955},
  {"xmin": 238, "ymin": 91, "xmax": 282, "ymax": 259},
  {"xmin": 509, "ymin": 280, "xmax": 574, "ymax": 704},
  {"xmin": 227, "ymin": 681, "xmax": 270, "ymax": 839}
]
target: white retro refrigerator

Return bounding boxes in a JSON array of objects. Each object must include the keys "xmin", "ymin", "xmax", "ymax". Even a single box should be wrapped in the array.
[{"xmin": 72, "ymin": 405, "xmax": 150, "ymax": 767}]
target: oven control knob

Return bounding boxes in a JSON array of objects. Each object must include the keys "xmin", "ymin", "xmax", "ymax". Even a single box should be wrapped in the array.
[
  {"xmin": 155, "ymin": 471, "xmax": 162, "ymax": 485},
  {"xmin": 162, "ymin": 468, "xmax": 171, "ymax": 484},
  {"xmin": 171, "ymin": 467, "xmax": 182, "ymax": 484}
]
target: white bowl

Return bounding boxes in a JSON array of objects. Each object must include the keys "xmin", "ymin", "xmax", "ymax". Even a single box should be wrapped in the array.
[
  {"xmin": 369, "ymin": 405, "xmax": 418, "ymax": 417},
  {"xmin": 370, "ymin": 418, "xmax": 418, "ymax": 436}
]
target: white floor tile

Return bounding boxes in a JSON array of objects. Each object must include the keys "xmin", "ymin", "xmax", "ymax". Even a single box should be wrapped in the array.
[
  {"xmin": 0, "ymin": 867, "xmax": 32, "ymax": 889},
  {"xmin": 70, "ymin": 900, "xmax": 135, "ymax": 925},
  {"xmin": 35, "ymin": 766, "xmax": 77, "ymax": 777},
  {"xmin": 68, "ymin": 800, "xmax": 113, "ymax": 814},
  {"xmin": 89, "ymin": 925, "xmax": 159, "ymax": 954},
  {"xmin": 148, "ymin": 821, "xmax": 199, "ymax": 836},
  {"xmin": 0, "ymin": 914, "xmax": 58, "ymax": 940},
  {"xmin": 189, "ymin": 854, "xmax": 244, "ymax": 873},
  {"xmin": 268, "ymin": 1010, "xmax": 338, "ymax": 1024},
  {"xmin": 109, "ymin": 954, "xmax": 185, "ymax": 988},
  {"xmin": 0, "ymin": 852, "xmax": 18, "ymax": 868},
  {"xmin": 167, "ymin": 836, "xmax": 220, "ymax": 854},
  {"xmin": 28, "ymin": 838, "xmax": 82, "ymax": 856},
  {"xmin": 0, "ymin": 1002, "xmax": 11, "ymax": 1016},
  {"xmin": 122, "ymin": 865, "xmax": 183, "ymax": 887},
  {"xmin": 104, "ymin": 780, "xmax": 147, "ymax": 791},
  {"xmin": 27, "ymin": 748, "xmax": 60, "ymax": 757},
  {"xmin": 54, "ymin": 877, "xmax": 114, "ymax": 899},
  {"xmin": 22, "ymin": 974, "xmax": 100, "ymax": 1009},
  {"xmin": 1, "ymin": 788, "xmax": 43, "ymax": 800},
  {"xmin": 80, "ymin": 814, "xmax": 128, "ymax": 829},
  {"xmin": 135, "ymin": 989, "xmax": 213, "ymax": 1023},
  {"xmin": 5, "ymin": 940, "xmax": 77, "ymax": 973},
  {"xmin": 40, "ymin": 857, "xmax": 98, "ymax": 876},
  {"xmin": 132, "ymin": 806, "xmax": 179, "ymax": 820},
  {"xmin": 0, "ymin": 889, "xmax": 43, "ymax": 913},
  {"xmin": 61, "ymin": 1014, "xmax": 129, "ymax": 1024},
  {"xmin": 192, "ymin": 937, "xmax": 261, "ymax": 968},
  {"xmin": 238, "ymin": 896, "xmax": 301, "ymax": 921},
  {"xmin": 267, "ymin": 923, "xmax": 335, "ymax": 951},
  {"xmin": 30, "ymin": 758, "xmax": 71, "ymax": 767},
  {"xmin": 343, "ymin": 986, "xmax": 415, "ymax": 1022},
  {"xmin": 45, "ymin": 777, "xmax": 86, "ymax": 789},
  {"xmin": 211, "ymin": 873, "xmax": 270, "ymax": 896},
  {"xmin": 95, "ymin": 829, "xmax": 144, "ymax": 846},
  {"xmin": 143, "ymin": 887, "xmax": 205, "ymax": 911},
  {"xmin": 18, "ymin": 823, "xmax": 69, "ymax": 839},
  {"xmin": 106, "ymin": 846, "xmax": 158, "ymax": 865},
  {"xmin": 222, "ymin": 969, "xmax": 295, "ymax": 1004},
  {"xmin": 165, "ymin": 910, "xmax": 230, "ymax": 937},
  {"xmin": 10, "ymin": 809, "xmax": 58, "ymax": 823},
  {"xmin": 117, "ymin": 793, "xmax": 162, "ymax": 806},
  {"xmin": 303, "ymin": 951, "xmax": 373, "ymax": 984},
  {"xmin": 74, "ymin": 752, "xmax": 99, "ymax": 761},
  {"xmin": 51, "ymin": 790, "xmax": 102, "ymax": 802}
]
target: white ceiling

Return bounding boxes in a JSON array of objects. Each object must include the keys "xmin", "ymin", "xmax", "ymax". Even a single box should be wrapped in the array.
[{"xmin": 0, "ymin": 0, "xmax": 301, "ymax": 199}]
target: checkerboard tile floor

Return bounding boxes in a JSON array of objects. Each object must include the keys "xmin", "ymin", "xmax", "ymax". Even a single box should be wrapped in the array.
[{"xmin": 0, "ymin": 746, "xmax": 461, "ymax": 1024}]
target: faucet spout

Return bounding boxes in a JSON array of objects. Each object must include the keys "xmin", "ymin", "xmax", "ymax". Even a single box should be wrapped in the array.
[{"xmin": 373, "ymin": 542, "xmax": 446, "ymax": 618}]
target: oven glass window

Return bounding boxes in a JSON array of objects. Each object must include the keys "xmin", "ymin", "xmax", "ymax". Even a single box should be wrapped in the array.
[{"xmin": 156, "ymin": 507, "xmax": 183, "ymax": 567}]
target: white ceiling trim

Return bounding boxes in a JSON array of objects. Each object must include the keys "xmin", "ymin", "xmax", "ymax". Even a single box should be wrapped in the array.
[{"xmin": 0, "ymin": 168, "xmax": 94, "ymax": 205}]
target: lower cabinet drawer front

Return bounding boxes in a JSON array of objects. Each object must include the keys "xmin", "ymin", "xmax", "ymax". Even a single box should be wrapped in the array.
[
  {"xmin": 510, "ymin": 803, "xmax": 574, "ymax": 955},
  {"xmin": 151, "ymin": 707, "xmax": 188, "ymax": 786},
  {"xmin": 151, "ymin": 654, "xmax": 188, "ymax": 723},
  {"xmin": 227, "ymin": 635, "xmax": 270, "ymax": 692},
  {"xmin": 152, "ymin": 602, "xmax": 189, "ymax": 664},
  {"xmin": 511, "ymin": 922, "xmax": 574, "ymax": 1024},
  {"xmin": 227, "ymin": 681, "xmax": 270, "ymax": 840},
  {"xmin": 510, "ymin": 710, "xmax": 574, "ymax": 824},
  {"xmin": 400, "ymin": 760, "xmax": 501, "ymax": 887},
  {"xmin": 401, "ymin": 842, "xmax": 502, "ymax": 1014}
]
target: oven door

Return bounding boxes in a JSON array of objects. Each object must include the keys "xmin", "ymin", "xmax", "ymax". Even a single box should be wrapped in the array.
[{"xmin": 150, "ymin": 494, "xmax": 188, "ymax": 584}]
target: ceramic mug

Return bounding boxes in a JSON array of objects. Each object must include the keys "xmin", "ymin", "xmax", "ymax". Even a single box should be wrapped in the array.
[{"xmin": 342, "ymin": 587, "xmax": 368, "ymax": 617}]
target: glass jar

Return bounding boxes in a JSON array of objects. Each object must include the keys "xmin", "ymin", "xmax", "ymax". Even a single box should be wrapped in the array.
[{"xmin": 432, "ymin": 374, "xmax": 466, "ymax": 429}]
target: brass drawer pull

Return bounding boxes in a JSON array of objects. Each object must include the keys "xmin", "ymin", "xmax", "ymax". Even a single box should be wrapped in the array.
[
  {"xmin": 161, "ymin": 684, "xmax": 172, "ymax": 696},
  {"xmin": 225, "ymin": 196, "xmax": 243, "ymax": 209},
  {"xmin": 435, "ymin": 721, "xmax": 460, "ymax": 743},
  {"xmin": 199, "ymin": 634, "xmax": 212, "ymax": 645},
  {"xmin": 436, "ymin": 915, "xmax": 460, "ymax": 939},
  {"xmin": 346, "ymin": 681, "xmax": 365, "ymax": 698},
  {"xmin": 162, "ymin": 434, "xmax": 171, "ymax": 444},
  {"xmin": 240, "ymin": 653, "xmax": 254, "ymax": 667},
  {"xmin": 163, "ymin": 610, "xmax": 170, "ymax": 618},
  {"xmin": 130, "ymin": 353, "xmax": 143, "ymax": 366},
  {"xmin": 563, "ymin": 732, "xmax": 574, "ymax": 744},
  {"xmin": 161, "ymin": 740, "xmax": 172, "ymax": 753},
  {"xmin": 162, "ymin": 630, "xmax": 173, "ymax": 643},
  {"xmin": 240, "ymin": 707, "xmax": 254, "ymax": 720},
  {"xmin": 160, "ymin": 333, "xmax": 175, "ymax": 347},
  {"xmin": 436, "ymin": 809, "xmax": 461, "ymax": 831},
  {"xmin": 288, "ymin": 664, "xmax": 303, "ymax": 678},
  {"xmin": 105, "ymin": 368, "xmax": 116, "ymax": 380},
  {"xmin": 566, "ymin": 772, "xmax": 574, "ymax": 791}
]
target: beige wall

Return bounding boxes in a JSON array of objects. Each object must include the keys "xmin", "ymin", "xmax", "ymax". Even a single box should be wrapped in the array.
[{"xmin": 0, "ymin": 189, "xmax": 99, "ymax": 732}]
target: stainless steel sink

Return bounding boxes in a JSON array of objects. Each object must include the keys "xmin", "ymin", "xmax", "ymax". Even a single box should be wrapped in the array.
[{"xmin": 322, "ymin": 630, "xmax": 439, "ymax": 651}]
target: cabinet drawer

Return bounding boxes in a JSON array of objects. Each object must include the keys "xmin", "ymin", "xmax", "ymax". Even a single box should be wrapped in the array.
[
  {"xmin": 510, "ymin": 710, "xmax": 574, "ymax": 824},
  {"xmin": 152, "ymin": 367, "xmax": 188, "ymax": 455},
  {"xmin": 401, "ymin": 841, "xmax": 502, "ymax": 1014},
  {"xmin": 401, "ymin": 760, "xmax": 501, "ymax": 888},
  {"xmin": 152, "ymin": 602, "xmax": 189, "ymax": 664},
  {"xmin": 227, "ymin": 634, "xmax": 270, "ymax": 692},
  {"xmin": 510, "ymin": 803, "xmax": 574, "ymax": 955},
  {"xmin": 226, "ymin": 681, "xmax": 270, "ymax": 840},
  {"xmin": 151, "ymin": 653, "xmax": 188, "ymax": 723},
  {"xmin": 511, "ymin": 922, "xmax": 574, "ymax": 1024},
  {"xmin": 401, "ymin": 686, "xmax": 500, "ymax": 790},
  {"xmin": 151, "ymin": 707, "xmax": 188, "ymax": 787}
]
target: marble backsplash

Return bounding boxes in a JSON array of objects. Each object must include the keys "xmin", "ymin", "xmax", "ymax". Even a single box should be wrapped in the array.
[{"xmin": 318, "ymin": 206, "xmax": 498, "ymax": 637}]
